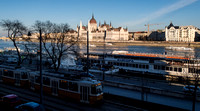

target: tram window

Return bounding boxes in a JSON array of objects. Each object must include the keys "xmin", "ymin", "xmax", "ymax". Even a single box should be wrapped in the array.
[
  {"xmin": 69, "ymin": 82, "xmax": 78, "ymax": 92},
  {"xmin": 91, "ymin": 86, "xmax": 97, "ymax": 94},
  {"xmin": 21, "ymin": 72, "xmax": 28, "ymax": 79},
  {"xmin": 8, "ymin": 71, "xmax": 14, "ymax": 77},
  {"xmin": 59, "ymin": 80, "xmax": 68, "ymax": 89},
  {"xmin": 0, "ymin": 69, "xmax": 2, "ymax": 75},
  {"xmin": 166, "ymin": 67, "xmax": 169, "ymax": 70},
  {"xmin": 133, "ymin": 64, "xmax": 135, "ymax": 67},
  {"xmin": 174, "ymin": 68, "xmax": 177, "ymax": 71},
  {"xmin": 178, "ymin": 68, "xmax": 182, "ymax": 72},
  {"xmin": 35, "ymin": 76, "xmax": 40, "ymax": 84},
  {"xmin": 3, "ymin": 70, "xmax": 9, "ymax": 76},
  {"xmin": 146, "ymin": 65, "xmax": 149, "ymax": 69},
  {"xmin": 43, "ymin": 77, "xmax": 50, "ymax": 86}
]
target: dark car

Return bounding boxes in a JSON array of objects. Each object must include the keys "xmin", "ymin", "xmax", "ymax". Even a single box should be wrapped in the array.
[
  {"xmin": 1, "ymin": 94, "xmax": 21, "ymax": 108},
  {"xmin": 15, "ymin": 102, "xmax": 45, "ymax": 111}
]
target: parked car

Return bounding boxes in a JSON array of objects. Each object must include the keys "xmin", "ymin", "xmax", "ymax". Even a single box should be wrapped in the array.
[
  {"xmin": 183, "ymin": 85, "xmax": 200, "ymax": 94},
  {"xmin": 15, "ymin": 102, "xmax": 45, "ymax": 111},
  {"xmin": 0, "ymin": 94, "xmax": 22, "ymax": 111},
  {"xmin": 1, "ymin": 94, "xmax": 22, "ymax": 110}
]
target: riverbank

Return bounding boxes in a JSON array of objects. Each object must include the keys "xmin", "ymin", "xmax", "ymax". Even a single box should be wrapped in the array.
[{"xmin": 89, "ymin": 41, "xmax": 200, "ymax": 47}]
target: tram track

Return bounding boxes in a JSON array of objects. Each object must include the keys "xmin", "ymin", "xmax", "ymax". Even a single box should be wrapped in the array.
[
  {"xmin": 0, "ymin": 83, "xmax": 144, "ymax": 111},
  {"xmin": 0, "ymin": 83, "xmax": 80, "ymax": 111}
]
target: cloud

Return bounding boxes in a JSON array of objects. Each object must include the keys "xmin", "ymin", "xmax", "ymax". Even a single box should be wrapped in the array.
[{"xmin": 124, "ymin": 0, "xmax": 198, "ymax": 27}]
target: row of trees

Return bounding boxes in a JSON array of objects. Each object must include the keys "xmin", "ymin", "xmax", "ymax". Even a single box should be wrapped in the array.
[{"xmin": 0, "ymin": 19, "xmax": 79, "ymax": 72}]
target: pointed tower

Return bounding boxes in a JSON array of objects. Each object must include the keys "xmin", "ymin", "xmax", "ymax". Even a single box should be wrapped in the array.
[
  {"xmin": 80, "ymin": 20, "xmax": 82, "ymax": 30},
  {"xmin": 110, "ymin": 21, "xmax": 112, "ymax": 26},
  {"xmin": 99, "ymin": 21, "xmax": 101, "ymax": 27}
]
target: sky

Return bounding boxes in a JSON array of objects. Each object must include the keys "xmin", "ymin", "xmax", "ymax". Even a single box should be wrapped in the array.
[{"xmin": 0, "ymin": 0, "xmax": 200, "ymax": 36}]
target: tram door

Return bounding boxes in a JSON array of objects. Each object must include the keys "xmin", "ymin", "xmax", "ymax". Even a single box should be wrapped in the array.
[
  {"xmin": 52, "ymin": 80, "xmax": 58, "ymax": 95},
  {"xmin": 0, "ymin": 69, "xmax": 2, "ymax": 82},
  {"xmin": 15, "ymin": 72, "xmax": 20, "ymax": 86},
  {"xmin": 30, "ymin": 76, "xmax": 35, "ymax": 90},
  {"xmin": 80, "ymin": 86, "xmax": 89, "ymax": 103}
]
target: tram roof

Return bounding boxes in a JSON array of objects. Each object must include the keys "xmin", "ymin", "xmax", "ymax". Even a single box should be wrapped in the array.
[{"xmin": 30, "ymin": 70, "xmax": 99, "ymax": 83}]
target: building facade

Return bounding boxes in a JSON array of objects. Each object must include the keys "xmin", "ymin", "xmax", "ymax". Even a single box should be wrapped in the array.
[
  {"xmin": 77, "ymin": 15, "xmax": 129, "ymax": 41},
  {"xmin": 165, "ymin": 22, "xmax": 200, "ymax": 42}
]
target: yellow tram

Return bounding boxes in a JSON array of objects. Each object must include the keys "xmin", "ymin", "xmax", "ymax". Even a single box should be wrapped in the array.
[{"xmin": 29, "ymin": 71, "xmax": 103, "ymax": 104}]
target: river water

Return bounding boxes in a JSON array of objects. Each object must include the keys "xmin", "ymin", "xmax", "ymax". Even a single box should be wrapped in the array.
[{"xmin": 1, "ymin": 40, "xmax": 200, "ymax": 58}]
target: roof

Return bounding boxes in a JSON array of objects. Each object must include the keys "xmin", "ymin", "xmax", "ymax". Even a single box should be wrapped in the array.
[
  {"xmin": 167, "ymin": 22, "xmax": 179, "ymax": 29},
  {"xmin": 21, "ymin": 102, "xmax": 40, "ymax": 108},
  {"xmin": 3, "ymin": 94, "xmax": 18, "ymax": 99},
  {"xmin": 89, "ymin": 15, "xmax": 97, "ymax": 24}
]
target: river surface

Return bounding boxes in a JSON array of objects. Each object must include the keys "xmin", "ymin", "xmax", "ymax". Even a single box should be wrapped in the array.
[{"xmin": 1, "ymin": 40, "xmax": 200, "ymax": 58}]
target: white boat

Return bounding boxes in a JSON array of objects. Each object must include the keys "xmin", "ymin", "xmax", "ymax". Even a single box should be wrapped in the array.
[
  {"xmin": 106, "ymin": 43, "xmax": 112, "ymax": 46},
  {"xmin": 89, "ymin": 44, "xmax": 96, "ymax": 47},
  {"xmin": 165, "ymin": 46, "xmax": 193, "ymax": 51},
  {"xmin": 89, "ymin": 67, "xmax": 119, "ymax": 75}
]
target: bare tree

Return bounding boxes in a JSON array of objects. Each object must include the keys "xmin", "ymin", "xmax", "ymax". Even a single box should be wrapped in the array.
[
  {"xmin": 0, "ymin": 19, "xmax": 27, "ymax": 66},
  {"xmin": 33, "ymin": 21, "xmax": 79, "ymax": 72}
]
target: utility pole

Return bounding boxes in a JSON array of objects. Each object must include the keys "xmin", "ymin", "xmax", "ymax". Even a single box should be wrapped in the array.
[
  {"xmin": 39, "ymin": 29, "xmax": 43, "ymax": 105},
  {"xmin": 87, "ymin": 31, "xmax": 89, "ymax": 75},
  {"xmin": 103, "ymin": 30, "xmax": 106, "ymax": 81}
]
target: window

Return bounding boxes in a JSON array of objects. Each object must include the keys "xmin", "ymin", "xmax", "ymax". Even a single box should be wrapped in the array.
[
  {"xmin": 154, "ymin": 65, "xmax": 158, "ymax": 69},
  {"xmin": 59, "ymin": 80, "xmax": 68, "ymax": 89},
  {"xmin": 3, "ymin": 70, "xmax": 9, "ymax": 76},
  {"xmin": 174, "ymin": 67, "xmax": 177, "ymax": 71},
  {"xmin": 69, "ymin": 82, "xmax": 78, "ymax": 92},
  {"xmin": 142, "ymin": 65, "xmax": 145, "ymax": 69},
  {"xmin": 35, "ymin": 76, "xmax": 40, "ymax": 84},
  {"xmin": 178, "ymin": 68, "xmax": 182, "ymax": 72},
  {"xmin": 43, "ymin": 77, "xmax": 50, "ymax": 86},
  {"xmin": 146, "ymin": 65, "xmax": 149, "ymax": 69},
  {"xmin": 91, "ymin": 86, "xmax": 97, "ymax": 94},
  {"xmin": 170, "ymin": 67, "xmax": 173, "ymax": 71},
  {"xmin": 21, "ymin": 72, "xmax": 28, "ymax": 79},
  {"xmin": 139, "ymin": 65, "xmax": 142, "ymax": 68},
  {"xmin": 8, "ymin": 71, "xmax": 14, "ymax": 77},
  {"xmin": 136, "ymin": 64, "xmax": 138, "ymax": 68},
  {"xmin": 158, "ymin": 66, "xmax": 160, "ymax": 70},
  {"xmin": 162, "ymin": 66, "xmax": 165, "ymax": 70},
  {"xmin": 3, "ymin": 70, "xmax": 14, "ymax": 77}
]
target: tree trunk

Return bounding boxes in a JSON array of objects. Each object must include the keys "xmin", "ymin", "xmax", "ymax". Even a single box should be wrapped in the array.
[{"xmin": 13, "ymin": 40, "xmax": 21, "ymax": 66}]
